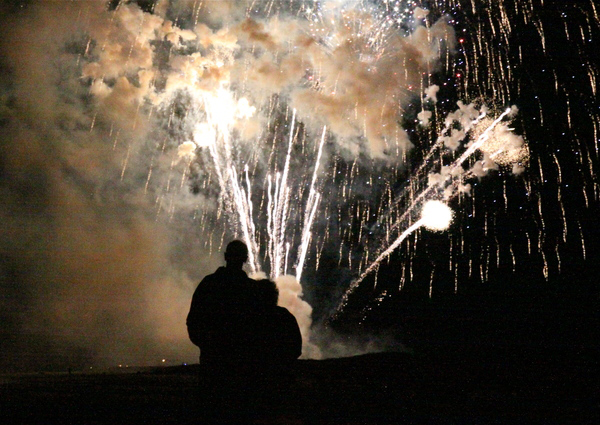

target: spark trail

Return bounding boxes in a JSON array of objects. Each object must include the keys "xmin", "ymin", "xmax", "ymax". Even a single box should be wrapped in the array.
[{"xmin": 333, "ymin": 105, "xmax": 525, "ymax": 316}]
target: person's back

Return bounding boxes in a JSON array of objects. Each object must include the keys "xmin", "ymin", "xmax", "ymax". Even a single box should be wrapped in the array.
[
  {"xmin": 188, "ymin": 266, "xmax": 256, "ymax": 366},
  {"xmin": 238, "ymin": 279, "xmax": 302, "ymax": 416},
  {"xmin": 244, "ymin": 279, "xmax": 302, "ymax": 365},
  {"xmin": 269, "ymin": 305, "xmax": 303, "ymax": 363},
  {"xmin": 186, "ymin": 243, "xmax": 303, "ymax": 422},
  {"xmin": 186, "ymin": 241, "xmax": 259, "ymax": 422}
]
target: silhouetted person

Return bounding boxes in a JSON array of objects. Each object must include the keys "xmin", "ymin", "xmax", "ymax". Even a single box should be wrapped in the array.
[
  {"xmin": 245, "ymin": 278, "xmax": 302, "ymax": 416},
  {"xmin": 186, "ymin": 240, "xmax": 302, "ymax": 423},
  {"xmin": 247, "ymin": 279, "xmax": 302, "ymax": 365},
  {"xmin": 187, "ymin": 240, "xmax": 256, "ymax": 365}
]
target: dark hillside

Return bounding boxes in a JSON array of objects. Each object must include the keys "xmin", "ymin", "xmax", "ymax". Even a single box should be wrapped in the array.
[{"xmin": 1, "ymin": 343, "xmax": 597, "ymax": 424}]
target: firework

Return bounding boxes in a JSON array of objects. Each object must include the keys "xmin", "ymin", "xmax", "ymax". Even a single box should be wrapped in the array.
[
  {"xmin": 78, "ymin": 0, "xmax": 597, "ymax": 325},
  {"xmin": 1, "ymin": 0, "xmax": 597, "ymax": 364}
]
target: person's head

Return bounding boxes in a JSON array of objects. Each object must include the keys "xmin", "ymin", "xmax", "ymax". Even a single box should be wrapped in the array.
[
  {"xmin": 255, "ymin": 279, "xmax": 279, "ymax": 307},
  {"xmin": 224, "ymin": 240, "xmax": 248, "ymax": 269}
]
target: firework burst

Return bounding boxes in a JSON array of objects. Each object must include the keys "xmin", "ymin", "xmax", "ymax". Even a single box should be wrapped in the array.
[{"xmin": 1, "ymin": 0, "xmax": 598, "ymax": 364}]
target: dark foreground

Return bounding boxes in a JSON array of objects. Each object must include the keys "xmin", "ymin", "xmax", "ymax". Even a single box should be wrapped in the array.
[{"xmin": 1, "ymin": 345, "xmax": 598, "ymax": 425}]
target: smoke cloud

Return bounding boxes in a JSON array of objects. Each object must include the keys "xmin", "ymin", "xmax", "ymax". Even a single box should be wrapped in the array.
[{"xmin": 0, "ymin": 1, "xmax": 455, "ymax": 370}]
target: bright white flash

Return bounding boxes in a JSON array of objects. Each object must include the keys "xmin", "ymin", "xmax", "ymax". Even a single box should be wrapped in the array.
[
  {"xmin": 193, "ymin": 123, "xmax": 216, "ymax": 147},
  {"xmin": 420, "ymin": 200, "xmax": 453, "ymax": 231},
  {"xmin": 236, "ymin": 97, "xmax": 256, "ymax": 119}
]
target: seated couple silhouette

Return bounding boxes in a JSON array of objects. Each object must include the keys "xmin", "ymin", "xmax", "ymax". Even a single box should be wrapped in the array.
[{"xmin": 187, "ymin": 240, "xmax": 302, "ymax": 423}]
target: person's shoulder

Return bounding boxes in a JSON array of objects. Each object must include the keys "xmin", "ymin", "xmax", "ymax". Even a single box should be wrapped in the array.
[
  {"xmin": 201, "ymin": 267, "xmax": 227, "ymax": 282},
  {"xmin": 256, "ymin": 278, "xmax": 277, "ymax": 292},
  {"xmin": 253, "ymin": 278, "xmax": 275, "ymax": 286},
  {"xmin": 193, "ymin": 268, "xmax": 224, "ymax": 293},
  {"xmin": 274, "ymin": 306, "xmax": 297, "ymax": 320}
]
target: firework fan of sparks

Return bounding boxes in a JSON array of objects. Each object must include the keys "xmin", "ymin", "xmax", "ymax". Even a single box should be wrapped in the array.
[{"xmin": 85, "ymin": 0, "xmax": 598, "ymax": 316}]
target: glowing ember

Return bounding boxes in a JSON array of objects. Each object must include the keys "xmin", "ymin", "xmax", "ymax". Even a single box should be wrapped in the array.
[{"xmin": 420, "ymin": 201, "xmax": 453, "ymax": 232}]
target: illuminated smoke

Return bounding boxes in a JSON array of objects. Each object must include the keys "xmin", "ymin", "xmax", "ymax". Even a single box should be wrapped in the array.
[{"xmin": 473, "ymin": 118, "xmax": 530, "ymax": 169}]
